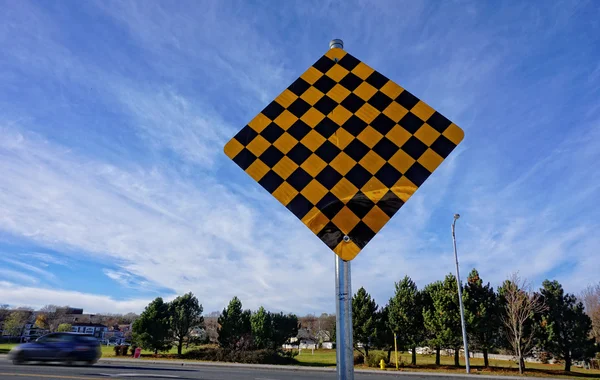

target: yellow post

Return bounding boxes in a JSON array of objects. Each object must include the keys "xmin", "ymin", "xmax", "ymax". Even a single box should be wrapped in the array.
[{"xmin": 394, "ymin": 333, "xmax": 399, "ymax": 370}]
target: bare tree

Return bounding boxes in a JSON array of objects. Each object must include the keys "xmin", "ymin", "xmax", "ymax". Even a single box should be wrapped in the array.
[
  {"xmin": 500, "ymin": 273, "xmax": 546, "ymax": 374},
  {"xmin": 40, "ymin": 305, "xmax": 69, "ymax": 332},
  {"xmin": 581, "ymin": 282, "xmax": 600, "ymax": 343}
]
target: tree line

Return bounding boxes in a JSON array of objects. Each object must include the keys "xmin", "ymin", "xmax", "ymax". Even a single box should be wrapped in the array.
[{"xmin": 351, "ymin": 270, "xmax": 598, "ymax": 373}]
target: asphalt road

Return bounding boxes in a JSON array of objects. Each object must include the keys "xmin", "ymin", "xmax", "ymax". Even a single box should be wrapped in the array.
[{"xmin": 0, "ymin": 356, "xmax": 517, "ymax": 380}]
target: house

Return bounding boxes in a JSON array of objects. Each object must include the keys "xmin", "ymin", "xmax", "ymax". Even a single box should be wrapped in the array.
[{"xmin": 71, "ymin": 323, "xmax": 108, "ymax": 338}]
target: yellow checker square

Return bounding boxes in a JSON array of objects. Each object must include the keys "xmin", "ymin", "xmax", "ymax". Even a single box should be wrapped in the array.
[
  {"xmin": 443, "ymin": 123, "xmax": 465, "ymax": 145},
  {"xmin": 418, "ymin": 148, "xmax": 444, "ymax": 173},
  {"xmin": 274, "ymin": 110, "xmax": 298, "ymax": 130},
  {"xmin": 380, "ymin": 81, "xmax": 404, "ymax": 99},
  {"xmin": 300, "ymin": 154, "xmax": 327, "ymax": 177},
  {"xmin": 326, "ymin": 64, "xmax": 349, "ymax": 82},
  {"xmin": 388, "ymin": 149, "xmax": 415, "ymax": 174},
  {"xmin": 224, "ymin": 139, "xmax": 244, "ymax": 159},
  {"xmin": 354, "ymin": 82, "xmax": 378, "ymax": 101},
  {"xmin": 273, "ymin": 132, "xmax": 298, "ymax": 154},
  {"xmin": 329, "ymin": 105, "xmax": 353, "ymax": 126},
  {"xmin": 383, "ymin": 102, "xmax": 409, "ymax": 122},
  {"xmin": 301, "ymin": 66, "xmax": 324, "ymax": 85},
  {"xmin": 332, "ymin": 206, "xmax": 361, "ymax": 234},
  {"xmin": 386, "ymin": 124, "xmax": 412, "ymax": 147},
  {"xmin": 301, "ymin": 180, "xmax": 328, "ymax": 205},
  {"xmin": 272, "ymin": 182, "xmax": 298, "ymax": 206},
  {"xmin": 330, "ymin": 152, "xmax": 356, "ymax": 175},
  {"xmin": 414, "ymin": 123, "xmax": 441, "ymax": 147},
  {"xmin": 300, "ymin": 86, "xmax": 325, "ymax": 106},
  {"xmin": 355, "ymin": 103, "xmax": 379, "ymax": 124},
  {"xmin": 301, "ymin": 130, "xmax": 326, "ymax": 152},
  {"xmin": 328, "ymin": 127, "xmax": 354, "ymax": 150},
  {"xmin": 363, "ymin": 206, "xmax": 390, "ymax": 233},
  {"xmin": 334, "ymin": 240, "xmax": 361, "ymax": 261},
  {"xmin": 246, "ymin": 135, "xmax": 270, "ymax": 157},
  {"xmin": 246, "ymin": 159, "xmax": 270, "ymax": 182},
  {"xmin": 274, "ymin": 89, "xmax": 298, "ymax": 109},
  {"xmin": 327, "ymin": 84, "xmax": 351, "ymax": 104},
  {"xmin": 302, "ymin": 207, "xmax": 330, "ymax": 235},
  {"xmin": 248, "ymin": 113, "xmax": 271, "ymax": 133},
  {"xmin": 357, "ymin": 126, "xmax": 384, "ymax": 149},
  {"xmin": 359, "ymin": 150, "xmax": 386, "ymax": 175},
  {"xmin": 300, "ymin": 107, "xmax": 326, "ymax": 127},
  {"xmin": 352, "ymin": 61, "xmax": 374, "ymax": 80},
  {"xmin": 391, "ymin": 176, "xmax": 417, "ymax": 202},
  {"xmin": 272, "ymin": 156, "xmax": 298, "ymax": 179},
  {"xmin": 411, "ymin": 100, "xmax": 436, "ymax": 122},
  {"xmin": 331, "ymin": 178, "xmax": 359, "ymax": 203},
  {"xmin": 361, "ymin": 177, "xmax": 388, "ymax": 203},
  {"xmin": 224, "ymin": 46, "xmax": 465, "ymax": 261}
]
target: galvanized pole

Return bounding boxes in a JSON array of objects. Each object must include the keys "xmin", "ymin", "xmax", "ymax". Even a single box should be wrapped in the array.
[
  {"xmin": 452, "ymin": 214, "xmax": 470, "ymax": 374},
  {"xmin": 331, "ymin": 39, "xmax": 354, "ymax": 380}
]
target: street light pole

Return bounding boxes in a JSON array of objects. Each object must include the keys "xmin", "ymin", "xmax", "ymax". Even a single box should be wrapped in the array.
[{"xmin": 452, "ymin": 214, "xmax": 470, "ymax": 374}]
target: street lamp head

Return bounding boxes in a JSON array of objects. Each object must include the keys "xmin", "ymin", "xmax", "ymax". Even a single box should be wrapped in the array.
[{"xmin": 454, "ymin": 213, "xmax": 460, "ymax": 220}]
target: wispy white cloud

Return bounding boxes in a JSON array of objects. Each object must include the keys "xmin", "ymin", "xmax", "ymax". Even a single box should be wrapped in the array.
[
  {"xmin": 1, "ymin": 258, "xmax": 57, "ymax": 282},
  {"xmin": 19, "ymin": 252, "xmax": 71, "ymax": 268},
  {"xmin": 0, "ymin": 270, "xmax": 39, "ymax": 285}
]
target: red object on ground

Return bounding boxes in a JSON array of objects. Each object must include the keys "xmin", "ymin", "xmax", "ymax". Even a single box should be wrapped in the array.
[{"xmin": 134, "ymin": 347, "xmax": 142, "ymax": 359}]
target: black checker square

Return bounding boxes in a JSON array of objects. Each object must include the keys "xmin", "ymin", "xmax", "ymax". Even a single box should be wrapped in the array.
[
  {"xmin": 317, "ymin": 221, "xmax": 344, "ymax": 250},
  {"xmin": 402, "ymin": 136, "xmax": 428, "ymax": 160},
  {"xmin": 349, "ymin": 221, "xmax": 376, "ymax": 249},
  {"xmin": 314, "ymin": 117, "xmax": 339, "ymax": 139},
  {"xmin": 366, "ymin": 71, "xmax": 389, "ymax": 90},
  {"xmin": 404, "ymin": 162, "xmax": 431, "ymax": 187},
  {"xmin": 343, "ymin": 139, "xmax": 370, "ymax": 162},
  {"xmin": 368, "ymin": 91, "xmax": 393, "ymax": 112},
  {"xmin": 262, "ymin": 101, "xmax": 285, "ymax": 121},
  {"xmin": 341, "ymin": 93, "xmax": 366, "ymax": 113},
  {"xmin": 339, "ymin": 72, "xmax": 363, "ymax": 92},
  {"xmin": 430, "ymin": 135, "xmax": 456, "ymax": 158},
  {"xmin": 234, "ymin": 125, "xmax": 258, "ymax": 145},
  {"xmin": 313, "ymin": 55, "xmax": 336, "ymax": 73},
  {"xmin": 377, "ymin": 190, "xmax": 404, "ymax": 218},
  {"xmin": 287, "ymin": 98, "xmax": 311, "ymax": 118},
  {"xmin": 314, "ymin": 95, "xmax": 338, "ymax": 116},
  {"xmin": 370, "ymin": 113, "xmax": 395, "ymax": 135},
  {"xmin": 346, "ymin": 191, "xmax": 376, "ymax": 219},
  {"xmin": 338, "ymin": 54, "xmax": 360, "ymax": 71},
  {"xmin": 396, "ymin": 90, "xmax": 419, "ymax": 110},
  {"xmin": 288, "ymin": 77, "xmax": 311, "ymax": 96},
  {"xmin": 313, "ymin": 75, "xmax": 337, "ymax": 94},
  {"xmin": 258, "ymin": 170, "xmax": 284, "ymax": 193},
  {"xmin": 317, "ymin": 192, "xmax": 345, "ymax": 219},
  {"xmin": 399, "ymin": 112, "xmax": 424, "ymax": 134},
  {"xmin": 260, "ymin": 122, "xmax": 285, "ymax": 143},
  {"xmin": 375, "ymin": 162, "xmax": 402, "ymax": 188},
  {"xmin": 286, "ymin": 193, "xmax": 314, "ymax": 220},
  {"xmin": 223, "ymin": 47, "xmax": 465, "ymax": 260},
  {"xmin": 287, "ymin": 120, "xmax": 311, "ymax": 141},
  {"xmin": 259, "ymin": 145, "xmax": 285, "ymax": 167},
  {"xmin": 314, "ymin": 140, "xmax": 341, "ymax": 163},
  {"xmin": 287, "ymin": 143, "xmax": 312, "ymax": 165},
  {"xmin": 315, "ymin": 165, "xmax": 343, "ymax": 190},
  {"xmin": 345, "ymin": 164, "xmax": 372, "ymax": 189}
]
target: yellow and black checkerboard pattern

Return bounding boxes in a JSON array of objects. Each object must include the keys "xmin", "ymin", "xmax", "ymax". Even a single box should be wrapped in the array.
[{"xmin": 224, "ymin": 48, "xmax": 464, "ymax": 261}]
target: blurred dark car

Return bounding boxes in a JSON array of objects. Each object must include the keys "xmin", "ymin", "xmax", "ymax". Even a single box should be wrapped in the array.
[{"xmin": 8, "ymin": 332, "xmax": 101, "ymax": 365}]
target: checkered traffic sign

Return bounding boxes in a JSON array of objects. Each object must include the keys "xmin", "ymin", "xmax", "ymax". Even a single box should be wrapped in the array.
[{"xmin": 224, "ymin": 47, "xmax": 464, "ymax": 261}]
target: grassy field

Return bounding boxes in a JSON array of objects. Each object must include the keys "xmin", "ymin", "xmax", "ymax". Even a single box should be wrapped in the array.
[{"xmin": 0, "ymin": 343, "xmax": 17, "ymax": 354}]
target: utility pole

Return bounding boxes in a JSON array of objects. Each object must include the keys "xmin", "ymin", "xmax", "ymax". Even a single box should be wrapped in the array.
[{"xmin": 452, "ymin": 213, "xmax": 470, "ymax": 374}]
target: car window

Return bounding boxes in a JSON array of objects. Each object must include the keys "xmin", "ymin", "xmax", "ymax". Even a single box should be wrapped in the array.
[
  {"xmin": 77, "ymin": 335, "xmax": 98, "ymax": 343},
  {"xmin": 59, "ymin": 334, "xmax": 76, "ymax": 342},
  {"xmin": 38, "ymin": 334, "xmax": 61, "ymax": 343}
]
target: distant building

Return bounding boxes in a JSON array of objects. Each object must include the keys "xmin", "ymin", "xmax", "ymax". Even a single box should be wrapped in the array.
[{"xmin": 71, "ymin": 323, "xmax": 108, "ymax": 338}]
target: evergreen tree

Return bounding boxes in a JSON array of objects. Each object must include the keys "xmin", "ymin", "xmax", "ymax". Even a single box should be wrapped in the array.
[
  {"xmin": 250, "ymin": 306, "xmax": 272, "ymax": 349},
  {"xmin": 218, "ymin": 296, "xmax": 251, "ymax": 349},
  {"xmin": 169, "ymin": 292, "xmax": 204, "ymax": 355},
  {"xmin": 270, "ymin": 312, "xmax": 299, "ymax": 349},
  {"xmin": 388, "ymin": 276, "xmax": 424, "ymax": 365},
  {"xmin": 132, "ymin": 297, "xmax": 172, "ymax": 354},
  {"xmin": 538, "ymin": 280, "xmax": 596, "ymax": 371},
  {"xmin": 463, "ymin": 269, "xmax": 500, "ymax": 367},
  {"xmin": 352, "ymin": 287, "xmax": 379, "ymax": 357}
]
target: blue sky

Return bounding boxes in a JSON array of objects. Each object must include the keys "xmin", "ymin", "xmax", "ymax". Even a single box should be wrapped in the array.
[{"xmin": 1, "ymin": 0, "xmax": 599, "ymax": 315}]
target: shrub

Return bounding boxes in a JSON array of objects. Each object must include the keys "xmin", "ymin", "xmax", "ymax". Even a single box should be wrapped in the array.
[
  {"xmin": 130, "ymin": 345, "xmax": 137, "ymax": 356},
  {"xmin": 539, "ymin": 351, "xmax": 552, "ymax": 364},
  {"xmin": 113, "ymin": 345, "xmax": 121, "ymax": 356},
  {"xmin": 366, "ymin": 352, "xmax": 389, "ymax": 368},
  {"xmin": 181, "ymin": 347, "xmax": 296, "ymax": 364},
  {"xmin": 354, "ymin": 352, "xmax": 364, "ymax": 365}
]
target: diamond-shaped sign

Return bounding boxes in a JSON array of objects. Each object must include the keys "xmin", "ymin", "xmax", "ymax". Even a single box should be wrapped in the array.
[{"xmin": 224, "ymin": 47, "xmax": 464, "ymax": 261}]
